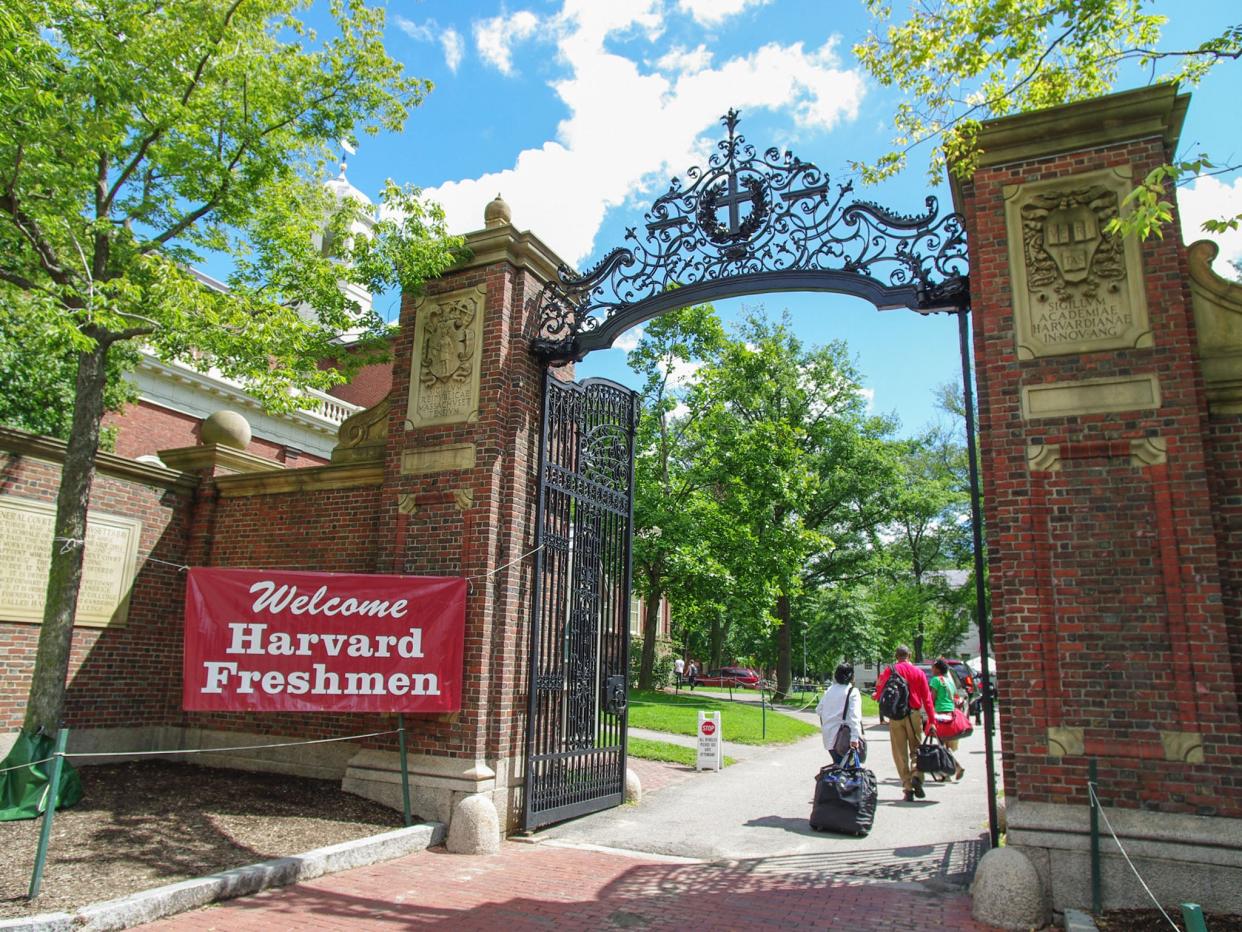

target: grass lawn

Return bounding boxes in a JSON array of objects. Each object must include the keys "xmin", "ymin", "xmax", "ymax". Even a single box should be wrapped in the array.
[
  {"xmin": 628, "ymin": 689, "xmax": 817, "ymax": 745},
  {"xmin": 627, "ymin": 736, "xmax": 736, "ymax": 767},
  {"xmin": 685, "ymin": 688, "xmax": 880, "ymax": 719}
]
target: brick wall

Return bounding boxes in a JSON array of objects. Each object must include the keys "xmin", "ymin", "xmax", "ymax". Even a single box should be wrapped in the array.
[
  {"xmin": 962, "ymin": 127, "xmax": 1242, "ymax": 815},
  {"xmin": 1208, "ymin": 412, "xmax": 1242, "ymax": 731},
  {"xmin": 174, "ymin": 481, "xmax": 390, "ymax": 742},
  {"xmin": 103, "ymin": 399, "xmax": 328, "ymax": 467},
  {"xmin": 0, "ymin": 440, "xmax": 193, "ymax": 732},
  {"xmin": 373, "ymin": 258, "xmax": 546, "ymax": 764}
]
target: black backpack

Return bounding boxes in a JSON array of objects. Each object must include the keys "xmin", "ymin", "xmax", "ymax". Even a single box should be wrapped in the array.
[{"xmin": 878, "ymin": 665, "xmax": 911, "ymax": 720}]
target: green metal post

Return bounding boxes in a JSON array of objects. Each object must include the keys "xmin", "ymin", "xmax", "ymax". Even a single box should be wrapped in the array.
[
  {"xmin": 397, "ymin": 714, "xmax": 412, "ymax": 827},
  {"xmin": 1089, "ymin": 758, "xmax": 1101, "ymax": 915},
  {"xmin": 28, "ymin": 727, "xmax": 69, "ymax": 899},
  {"xmin": 1181, "ymin": 903, "xmax": 1208, "ymax": 932},
  {"xmin": 761, "ymin": 690, "xmax": 767, "ymax": 740}
]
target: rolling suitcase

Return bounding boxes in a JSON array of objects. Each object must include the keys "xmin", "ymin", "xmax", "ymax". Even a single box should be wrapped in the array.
[{"xmin": 809, "ymin": 750, "xmax": 876, "ymax": 837}]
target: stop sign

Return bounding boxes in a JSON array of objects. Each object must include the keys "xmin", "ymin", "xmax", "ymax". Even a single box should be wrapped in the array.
[{"xmin": 701, "ymin": 720, "xmax": 716, "ymax": 736}]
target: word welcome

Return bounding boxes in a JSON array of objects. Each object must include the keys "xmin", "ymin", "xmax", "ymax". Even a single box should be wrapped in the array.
[{"xmin": 248, "ymin": 580, "xmax": 408, "ymax": 619}]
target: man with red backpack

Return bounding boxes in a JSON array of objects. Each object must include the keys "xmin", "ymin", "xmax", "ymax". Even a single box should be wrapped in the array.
[{"xmin": 872, "ymin": 645, "xmax": 935, "ymax": 802}]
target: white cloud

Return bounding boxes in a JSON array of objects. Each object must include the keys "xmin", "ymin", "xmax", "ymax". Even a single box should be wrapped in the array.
[
  {"xmin": 394, "ymin": 15, "xmax": 434, "ymax": 42},
  {"xmin": 656, "ymin": 44, "xmax": 713, "ymax": 74},
  {"xmin": 858, "ymin": 386, "xmax": 876, "ymax": 412},
  {"xmin": 395, "ymin": 16, "xmax": 465, "ymax": 73},
  {"xmin": 441, "ymin": 28, "xmax": 465, "ymax": 73},
  {"xmin": 612, "ymin": 325, "xmax": 645, "ymax": 352},
  {"xmin": 1179, "ymin": 175, "xmax": 1242, "ymax": 276},
  {"xmin": 677, "ymin": 0, "xmax": 771, "ymax": 27},
  {"xmin": 474, "ymin": 10, "xmax": 540, "ymax": 76},
  {"xmin": 659, "ymin": 357, "xmax": 703, "ymax": 389},
  {"xmin": 425, "ymin": 3, "xmax": 865, "ymax": 266}
]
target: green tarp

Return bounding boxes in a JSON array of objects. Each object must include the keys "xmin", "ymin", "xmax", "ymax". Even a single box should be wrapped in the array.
[{"xmin": 0, "ymin": 731, "xmax": 83, "ymax": 821}]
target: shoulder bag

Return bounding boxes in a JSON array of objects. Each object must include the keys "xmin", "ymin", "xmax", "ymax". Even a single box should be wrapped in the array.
[{"xmin": 832, "ymin": 686, "xmax": 868, "ymax": 762}]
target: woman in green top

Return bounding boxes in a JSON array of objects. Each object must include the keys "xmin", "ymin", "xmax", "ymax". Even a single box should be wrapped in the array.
[{"xmin": 930, "ymin": 658, "xmax": 966, "ymax": 780}]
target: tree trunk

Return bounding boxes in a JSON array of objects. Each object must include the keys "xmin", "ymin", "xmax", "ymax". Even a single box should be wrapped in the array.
[
  {"xmin": 710, "ymin": 615, "xmax": 723, "ymax": 670},
  {"xmin": 637, "ymin": 573, "xmax": 662, "ymax": 690},
  {"xmin": 22, "ymin": 340, "xmax": 110, "ymax": 735},
  {"xmin": 774, "ymin": 592, "xmax": 792, "ymax": 701},
  {"xmin": 914, "ymin": 620, "xmax": 925, "ymax": 663}
]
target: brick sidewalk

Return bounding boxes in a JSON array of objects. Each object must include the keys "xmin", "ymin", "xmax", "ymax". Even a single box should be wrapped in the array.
[
  {"xmin": 627, "ymin": 757, "xmax": 698, "ymax": 795},
  {"xmin": 140, "ymin": 841, "xmax": 999, "ymax": 931}
]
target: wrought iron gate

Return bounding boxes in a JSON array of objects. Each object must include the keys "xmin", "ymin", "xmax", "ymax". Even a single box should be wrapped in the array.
[{"xmin": 522, "ymin": 373, "xmax": 639, "ymax": 830}]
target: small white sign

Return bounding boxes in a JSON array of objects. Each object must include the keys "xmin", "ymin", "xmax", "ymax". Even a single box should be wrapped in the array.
[{"xmin": 696, "ymin": 710, "xmax": 723, "ymax": 771}]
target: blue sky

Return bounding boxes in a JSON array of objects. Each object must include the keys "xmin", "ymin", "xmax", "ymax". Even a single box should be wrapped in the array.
[{"xmin": 328, "ymin": 0, "xmax": 1241, "ymax": 436}]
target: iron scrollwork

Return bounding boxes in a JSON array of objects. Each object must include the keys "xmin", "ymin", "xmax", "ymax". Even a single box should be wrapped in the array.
[{"xmin": 534, "ymin": 109, "xmax": 969, "ymax": 361}]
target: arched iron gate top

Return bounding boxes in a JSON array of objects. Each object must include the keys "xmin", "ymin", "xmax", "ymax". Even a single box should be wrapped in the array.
[{"xmin": 533, "ymin": 110, "xmax": 971, "ymax": 363}]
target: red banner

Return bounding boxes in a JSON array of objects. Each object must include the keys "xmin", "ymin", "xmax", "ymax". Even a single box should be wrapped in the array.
[{"xmin": 183, "ymin": 568, "xmax": 466, "ymax": 713}]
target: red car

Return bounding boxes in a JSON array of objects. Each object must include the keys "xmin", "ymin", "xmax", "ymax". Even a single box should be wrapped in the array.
[{"xmin": 694, "ymin": 666, "xmax": 761, "ymax": 689}]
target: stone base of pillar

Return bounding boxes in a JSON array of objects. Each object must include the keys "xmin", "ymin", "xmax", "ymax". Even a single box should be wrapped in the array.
[
  {"xmin": 1008, "ymin": 801, "xmax": 1242, "ymax": 914},
  {"xmin": 341, "ymin": 750, "xmax": 524, "ymax": 836}
]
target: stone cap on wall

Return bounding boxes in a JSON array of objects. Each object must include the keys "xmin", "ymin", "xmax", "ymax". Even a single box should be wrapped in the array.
[
  {"xmin": 453, "ymin": 222, "xmax": 570, "ymax": 285},
  {"xmin": 948, "ymin": 83, "xmax": 1189, "ymax": 208},
  {"xmin": 0, "ymin": 424, "xmax": 197, "ymax": 492},
  {"xmin": 1188, "ymin": 239, "xmax": 1242, "ymax": 413}
]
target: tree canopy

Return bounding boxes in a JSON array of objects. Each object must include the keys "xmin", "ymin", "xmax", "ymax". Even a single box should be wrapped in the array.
[
  {"xmin": 0, "ymin": 0, "xmax": 462, "ymax": 737},
  {"xmin": 855, "ymin": 0, "xmax": 1241, "ymax": 239}
]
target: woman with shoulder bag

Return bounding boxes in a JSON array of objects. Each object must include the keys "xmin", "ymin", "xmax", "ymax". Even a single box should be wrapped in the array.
[
  {"xmin": 928, "ymin": 658, "xmax": 967, "ymax": 781},
  {"xmin": 817, "ymin": 662, "xmax": 866, "ymax": 765}
]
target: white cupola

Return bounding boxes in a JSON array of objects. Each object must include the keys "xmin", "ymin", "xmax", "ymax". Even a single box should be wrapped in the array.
[{"xmin": 310, "ymin": 159, "xmax": 376, "ymax": 334}]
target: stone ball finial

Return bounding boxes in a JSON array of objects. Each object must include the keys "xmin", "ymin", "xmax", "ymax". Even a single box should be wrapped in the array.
[
  {"xmin": 484, "ymin": 193, "xmax": 511, "ymax": 229},
  {"xmin": 201, "ymin": 410, "xmax": 252, "ymax": 450}
]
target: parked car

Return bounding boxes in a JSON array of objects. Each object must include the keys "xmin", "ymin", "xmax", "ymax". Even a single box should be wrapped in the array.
[
  {"xmin": 694, "ymin": 666, "xmax": 761, "ymax": 689},
  {"xmin": 944, "ymin": 658, "xmax": 977, "ymax": 697}
]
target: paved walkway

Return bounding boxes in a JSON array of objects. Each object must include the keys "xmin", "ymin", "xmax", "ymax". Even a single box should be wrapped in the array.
[
  {"xmin": 140, "ymin": 706, "xmax": 1003, "ymax": 930},
  {"xmin": 545, "ymin": 708, "xmax": 999, "ymax": 872},
  {"xmin": 142, "ymin": 841, "xmax": 997, "ymax": 931}
]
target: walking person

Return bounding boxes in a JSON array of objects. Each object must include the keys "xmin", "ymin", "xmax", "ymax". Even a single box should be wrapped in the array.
[
  {"xmin": 929, "ymin": 658, "xmax": 967, "ymax": 781},
  {"xmin": 816, "ymin": 662, "xmax": 864, "ymax": 765},
  {"xmin": 674, "ymin": 656, "xmax": 685, "ymax": 686},
  {"xmin": 687, "ymin": 659, "xmax": 699, "ymax": 690},
  {"xmin": 872, "ymin": 645, "xmax": 934, "ymax": 802}
]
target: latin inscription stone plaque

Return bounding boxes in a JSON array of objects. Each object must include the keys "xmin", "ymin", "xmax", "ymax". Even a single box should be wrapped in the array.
[
  {"xmin": 0, "ymin": 495, "xmax": 142, "ymax": 627},
  {"xmin": 1004, "ymin": 166, "xmax": 1152, "ymax": 359},
  {"xmin": 406, "ymin": 285, "xmax": 486, "ymax": 428}
]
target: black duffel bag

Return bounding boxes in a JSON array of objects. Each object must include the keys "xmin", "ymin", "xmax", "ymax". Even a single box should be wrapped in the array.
[
  {"xmin": 916, "ymin": 734, "xmax": 957, "ymax": 777},
  {"xmin": 809, "ymin": 750, "xmax": 876, "ymax": 837}
]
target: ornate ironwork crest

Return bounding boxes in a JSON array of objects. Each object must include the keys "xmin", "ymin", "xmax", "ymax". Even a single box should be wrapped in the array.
[{"xmin": 534, "ymin": 109, "xmax": 969, "ymax": 361}]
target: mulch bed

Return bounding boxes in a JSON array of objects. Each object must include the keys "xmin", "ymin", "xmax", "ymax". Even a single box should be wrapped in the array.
[
  {"xmin": 1, "ymin": 760, "xmax": 404, "ymax": 919},
  {"xmin": 1095, "ymin": 908, "xmax": 1242, "ymax": 931}
]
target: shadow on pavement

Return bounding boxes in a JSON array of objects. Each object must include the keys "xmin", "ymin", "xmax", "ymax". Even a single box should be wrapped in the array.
[{"xmin": 178, "ymin": 843, "xmax": 992, "ymax": 930}]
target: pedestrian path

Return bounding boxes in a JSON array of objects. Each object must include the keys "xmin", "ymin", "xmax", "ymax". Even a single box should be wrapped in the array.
[
  {"xmin": 629, "ymin": 725, "xmax": 763, "ymax": 760},
  {"xmin": 543, "ymin": 713, "xmax": 1000, "ymax": 872},
  {"xmin": 140, "ymin": 839, "xmax": 998, "ymax": 931}
]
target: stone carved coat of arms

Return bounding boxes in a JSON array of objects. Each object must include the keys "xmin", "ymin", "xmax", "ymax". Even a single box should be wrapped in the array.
[
  {"xmin": 419, "ymin": 298, "xmax": 477, "ymax": 388},
  {"xmin": 1020, "ymin": 185, "xmax": 1126, "ymax": 300}
]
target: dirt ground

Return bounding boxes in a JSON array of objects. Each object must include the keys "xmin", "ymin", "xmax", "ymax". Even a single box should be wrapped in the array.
[
  {"xmin": 1095, "ymin": 908, "xmax": 1242, "ymax": 931},
  {"xmin": 1, "ymin": 760, "xmax": 404, "ymax": 919}
]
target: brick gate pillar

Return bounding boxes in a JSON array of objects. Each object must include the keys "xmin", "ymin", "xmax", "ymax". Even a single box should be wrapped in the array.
[
  {"xmin": 336, "ymin": 198, "xmax": 564, "ymax": 833},
  {"xmin": 952, "ymin": 85, "xmax": 1242, "ymax": 912}
]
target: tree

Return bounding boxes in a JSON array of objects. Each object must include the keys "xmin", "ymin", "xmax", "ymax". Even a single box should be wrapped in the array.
[
  {"xmin": 854, "ymin": 0, "xmax": 1241, "ymax": 238},
  {"xmin": 0, "ymin": 0, "xmax": 462, "ymax": 739},
  {"xmin": 690, "ymin": 312, "xmax": 873, "ymax": 699},
  {"xmin": 0, "ymin": 300, "xmax": 136, "ymax": 442},
  {"xmin": 626, "ymin": 305, "xmax": 728, "ymax": 689}
]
